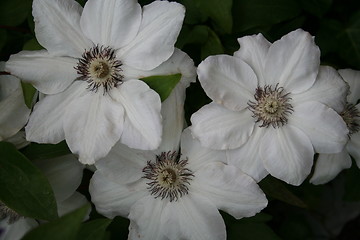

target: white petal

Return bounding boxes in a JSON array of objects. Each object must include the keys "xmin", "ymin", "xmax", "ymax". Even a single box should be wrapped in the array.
[
  {"xmin": 90, "ymin": 171, "xmax": 147, "ymax": 219},
  {"xmin": 113, "ymin": 80, "xmax": 162, "ymax": 151},
  {"xmin": 197, "ymin": 55, "xmax": 257, "ymax": 111},
  {"xmin": 338, "ymin": 69, "xmax": 360, "ymax": 104},
  {"xmin": 34, "ymin": 154, "xmax": 84, "ymax": 202},
  {"xmin": 293, "ymin": 66, "xmax": 348, "ymax": 113},
  {"xmin": 6, "ymin": 50, "xmax": 78, "ymax": 94},
  {"xmin": 310, "ymin": 150, "xmax": 352, "ymax": 185},
  {"xmin": 63, "ymin": 91, "xmax": 125, "ymax": 165},
  {"xmin": 32, "ymin": 0, "xmax": 92, "ymax": 57},
  {"xmin": 117, "ymin": 1, "xmax": 185, "ymax": 70},
  {"xmin": 4, "ymin": 131, "xmax": 30, "ymax": 149},
  {"xmin": 0, "ymin": 77, "xmax": 30, "ymax": 140},
  {"xmin": 192, "ymin": 162, "xmax": 267, "ymax": 219},
  {"xmin": 347, "ymin": 131, "xmax": 360, "ymax": 168},
  {"xmin": 191, "ymin": 102, "xmax": 254, "ymax": 150},
  {"xmin": 157, "ymin": 81, "xmax": 187, "ymax": 153},
  {"xmin": 161, "ymin": 194, "xmax": 226, "ymax": 240},
  {"xmin": 260, "ymin": 125, "xmax": 314, "ymax": 185},
  {"xmin": 25, "ymin": 82, "xmax": 86, "ymax": 144},
  {"xmin": 234, "ymin": 33, "xmax": 270, "ymax": 85},
  {"xmin": 290, "ymin": 101, "xmax": 348, "ymax": 153},
  {"xmin": 95, "ymin": 143, "xmax": 153, "ymax": 184},
  {"xmin": 128, "ymin": 196, "xmax": 167, "ymax": 240},
  {"xmin": 181, "ymin": 128, "xmax": 227, "ymax": 172},
  {"xmin": 122, "ymin": 48, "xmax": 196, "ymax": 88},
  {"xmin": 265, "ymin": 29, "xmax": 320, "ymax": 94},
  {"xmin": 226, "ymin": 127, "xmax": 269, "ymax": 182},
  {"xmin": 57, "ymin": 192, "xmax": 88, "ymax": 217},
  {"xmin": 0, "ymin": 218, "xmax": 38, "ymax": 240},
  {"xmin": 80, "ymin": 0, "xmax": 141, "ymax": 48}
]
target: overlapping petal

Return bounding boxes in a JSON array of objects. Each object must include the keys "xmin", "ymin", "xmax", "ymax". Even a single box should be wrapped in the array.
[
  {"xmin": 90, "ymin": 172, "xmax": 147, "ymax": 219},
  {"xmin": 338, "ymin": 69, "xmax": 360, "ymax": 104},
  {"xmin": 310, "ymin": 150, "xmax": 352, "ymax": 185},
  {"xmin": 0, "ymin": 76, "xmax": 30, "ymax": 140},
  {"xmin": 117, "ymin": 1, "xmax": 185, "ymax": 70},
  {"xmin": 6, "ymin": 50, "xmax": 78, "ymax": 94},
  {"xmin": 264, "ymin": 29, "xmax": 320, "ymax": 94},
  {"xmin": 197, "ymin": 55, "xmax": 257, "ymax": 111},
  {"xmin": 161, "ymin": 194, "xmax": 226, "ymax": 240},
  {"xmin": 191, "ymin": 162, "xmax": 267, "ymax": 219},
  {"xmin": 226, "ymin": 127, "xmax": 268, "ymax": 182},
  {"xmin": 191, "ymin": 102, "xmax": 254, "ymax": 150},
  {"xmin": 25, "ymin": 82, "xmax": 87, "ymax": 144},
  {"xmin": 181, "ymin": 128, "xmax": 227, "ymax": 172},
  {"xmin": 113, "ymin": 80, "xmax": 162, "ymax": 151},
  {"xmin": 80, "ymin": 0, "xmax": 141, "ymax": 48},
  {"xmin": 63, "ymin": 90, "xmax": 125, "ymax": 165},
  {"xmin": 347, "ymin": 131, "xmax": 360, "ymax": 168},
  {"xmin": 95, "ymin": 142, "xmax": 153, "ymax": 184},
  {"xmin": 32, "ymin": 0, "xmax": 92, "ymax": 57},
  {"xmin": 290, "ymin": 101, "xmax": 348, "ymax": 154},
  {"xmin": 34, "ymin": 154, "xmax": 84, "ymax": 202},
  {"xmin": 293, "ymin": 66, "xmax": 348, "ymax": 113},
  {"xmin": 128, "ymin": 196, "xmax": 167, "ymax": 240},
  {"xmin": 234, "ymin": 33, "xmax": 270, "ymax": 85},
  {"xmin": 260, "ymin": 125, "xmax": 314, "ymax": 185}
]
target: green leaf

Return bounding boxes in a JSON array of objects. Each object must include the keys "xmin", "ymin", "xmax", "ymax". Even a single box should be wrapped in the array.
[
  {"xmin": 22, "ymin": 204, "xmax": 90, "ymax": 240},
  {"xmin": 21, "ymin": 141, "xmax": 71, "ymax": 161},
  {"xmin": 0, "ymin": 142, "xmax": 58, "ymax": 221},
  {"xmin": 201, "ymin": 27, "xmax": 224, "ymax": 60},
  {"xmin": 259, "ymin": 176, "xmax": 307, "ymax": 208},
  {"xmin": 176, "ymin": 25, "xmax": 209, "ymax": 49},
  {"xmin": 77, "ymin": 219, "xmax": 112, "ymax": 240},
  {"xmin": 23, "ymin": 38, "xmax": 43, "ymax": 51},
  {"xmin": 233, "ymin": 0, "xmax": 301, "ymax": 32},
  {"xmin": 228, "ymin": 222, "xmax": 282, "ymax": 240},
  {"xmin": 178, "ymin": 0, "xmax": 207, "ymax": 25},
  {"xmin": 299, "ymin": 0, "xmax": 332, "ymax": 17},
  {"xmin": 344, "ymin": 162, "xmax": 360, "ymax": 201},
  {"xmin": 338, "ymin": 11, "xmax": 360, "ymax": 68},
  {"xmin": 0, "ymin": 0, "xmax": 32, "ymax": 26},
  {"xmin": 0, "ymin": 29, "xmax": 7, "ymax": 51},
  {"xmin": 197, "ymin": 0, "xmax": 233, "ymax": 34},
  {"xmin": 21, "ymin": 82, "xmax": 37, "ymax": 109},
  {"xmin": 140, "ymin": 73, "xmax": 182, "ymax": 102}
]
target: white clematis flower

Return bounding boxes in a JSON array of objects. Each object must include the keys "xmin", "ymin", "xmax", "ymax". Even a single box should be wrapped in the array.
[
  {"xmin": 89, "ymin": 65, "xmax": 266, "ymax": 240},
  {"xmin": 311, "ymin": 69, "xmax": 360, "ymax": 184},
  {"xmin": 0, "ymin": 62, "xmax": 30, "ymax": 147},
  {"xmin": 191, "ymin": 29, "xmax": 349, "ymax": 185},
  {"xmin": 0, "ymin": 154, "xmax": 87, "ymax": 240},
  {"xmin": 5, "ymin": 0, "xmax": 185, "ymax": 164}
]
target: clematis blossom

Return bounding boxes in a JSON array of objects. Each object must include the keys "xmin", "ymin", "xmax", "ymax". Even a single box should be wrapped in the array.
[
  {"xmin": 191, "ymin": 29, "xmax": 349, "ymax": 185},
  {"xmin": 5, "ymin": 0, "xmax": 185, "ymax": 164},
  {"xmin": 311, "ymin": 69, "xmax": 360, "ymax": 184},
  {"xmin": 89, "ymin": 60, "xmax": 267, "ymax": 240}
]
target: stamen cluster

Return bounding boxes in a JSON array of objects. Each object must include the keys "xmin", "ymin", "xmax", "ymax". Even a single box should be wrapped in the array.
[
  {"xmin": 142, "ymin": 151, "xmax": 194, "ymax": 202},
  {"xmin": 341, "ymin": 103, "xmax": 360, "ymax": 136},
  {"xmin": 75, "ymin": 45, "xmax": 123, "ymax": 93},
  {"xmin": 248, "ymin": 84, "xmax": 293, "ymax": 128}
]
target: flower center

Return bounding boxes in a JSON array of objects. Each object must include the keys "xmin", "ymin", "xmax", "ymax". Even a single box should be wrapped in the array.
[
  {"xmin": 0, "ymin": 201, "xmax": 22, "ymax": 224},
  {"xmin": 142, "ymin": 151, "xmax": 194, "ymax": 202},
  {"xmin": 75, "ymin": 45, "xmax": 123, "ymax": 93},
  {"xmin": 340, "ymin": 103, "xmax": 360, "ymax": 136},
  {"xmin": 248, "ymin": 84, "xmax": 293, "ymax": 128}
]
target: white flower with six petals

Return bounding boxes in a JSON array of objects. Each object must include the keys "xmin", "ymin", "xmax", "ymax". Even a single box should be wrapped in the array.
[
  {"xmin": 191, "ymin": 29, "xmax": 349, "ymax": 185},
  {"xmin": 6, "ymin": 0, "xmax": 185, "ymax": 164}
]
